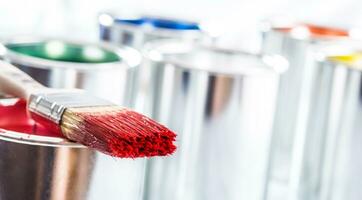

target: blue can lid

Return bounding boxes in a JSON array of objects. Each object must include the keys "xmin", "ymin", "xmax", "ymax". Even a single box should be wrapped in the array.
[{"xmin": 115, "ymin": 17, "xmax": 200, "ymax": 30}]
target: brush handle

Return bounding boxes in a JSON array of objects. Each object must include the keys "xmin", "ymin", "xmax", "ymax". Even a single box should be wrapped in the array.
[{"xmin": 0, "ymin": 60, "xmax": 45, "ymax": 100}]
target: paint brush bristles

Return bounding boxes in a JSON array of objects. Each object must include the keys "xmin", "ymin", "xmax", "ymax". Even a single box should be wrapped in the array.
[
  {"xmin": 0, "ymin": 60, "xmax": 176, "ymax": 158},
  {"xmin": 61, "ymin": 106, "xmax": 176, "ymax": 157}
]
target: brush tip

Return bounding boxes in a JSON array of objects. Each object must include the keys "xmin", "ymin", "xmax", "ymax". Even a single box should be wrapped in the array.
[{"xmin": 60, "ymin": 106, "xmax": 176, "ymax": 158}]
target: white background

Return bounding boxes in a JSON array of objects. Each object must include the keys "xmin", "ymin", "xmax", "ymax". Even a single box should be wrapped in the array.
[{"xmin": 0, "ymin": 0, "xmax": 360, "ymax": 51}]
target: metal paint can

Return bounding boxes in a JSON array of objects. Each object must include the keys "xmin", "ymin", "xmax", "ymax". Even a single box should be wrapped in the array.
[
  {"xmin": 0, "ymin": 37, "xmax": 141, "ymax": 106},
  {"xmin": 142, "ymin": 39, "xmax": 288, "ymax": 200},
  {"xmin": 0, "ymin": 97, "xmax": 144, "ymax": 200},
  {"xmin": 98, "ymin": 13, "xmax": 213, "ymax": 113},
  {"xmin": 0, "ymin": 38, "xmax": 144, "ymax": 200},
  {"xmin": 297, "ymin": 44, "xmax": 362, "ymax": 200},
  {"xmin": 261, "ymin": 20, "xmax": 352, "ymax": 199},
  {"xmin": 98, "ymin": 13, "xmax": 208, "ymax": 49}
]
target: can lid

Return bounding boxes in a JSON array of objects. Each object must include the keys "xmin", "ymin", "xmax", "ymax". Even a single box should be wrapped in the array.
[
  {"xmin": 315, "ymin": 41, "xmax": 362, "ymax": 71},
  {"xmin": 0, "ymin": 129, "xmax": 83, "ymax": 148},
  {"xmin": 263, "ymin": 18, "xmax": 350, "ymax": 41},
  {"xmin": 144, "ymin": 40, "xmax": 288, "ymax": 76},
  {"xmin": 6, "ymin": 41, "xmax": 121, "ymax": 63},
  {"xmin": 101, "ymin": 13, "xmax": 207, "ymax": 39},
  {"xmin": 115, "ymin": 16, "xmax": 200, "ymax": 30},
  {"xmin": 328, "ymin": 53, "xmax": 362, "ymax": 66},
  {"xmin": 1, "ymin": 37, "xmax": 141, "ymax": 71}
]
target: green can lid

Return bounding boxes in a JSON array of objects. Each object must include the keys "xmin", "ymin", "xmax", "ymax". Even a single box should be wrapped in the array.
[{"xmin": 6, "ymin": 40, "xmax": 121, "ymax": 63}]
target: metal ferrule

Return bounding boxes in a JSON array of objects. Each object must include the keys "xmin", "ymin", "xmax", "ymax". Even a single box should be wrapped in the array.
[{"xmin": 28, "ymin": 91, "xmax": 113, "ymax": 124}]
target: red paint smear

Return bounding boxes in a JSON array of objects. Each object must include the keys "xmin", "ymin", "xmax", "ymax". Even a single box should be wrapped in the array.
[
  {"xmin": 0, "ymin": 99, "xmax": 63, "ymax": 137},
  {"xmin": 65, "ymin": 108, "xmax": 177, "ymax": 158},
  {"xmin": 274, "ymin": 23, "xmax": 349, "ymax": 38}
]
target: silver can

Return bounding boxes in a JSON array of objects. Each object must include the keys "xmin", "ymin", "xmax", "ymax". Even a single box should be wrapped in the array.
[
  {"xmin": 98, "ymin": 13, "xmax": 208, "ymax": 49},
  {"xmin": 261, "ymin": 20, "xmax": 351, "ymax": 199},
  {"xmin": 142, "ymin": 39, "xmax": 288, "ymax": 200},
  {"xmin": 98, "ymin": 13, "xmax": 213, "ymax": 113},
  {"xmin": 0, "ymin": 38, "xmax": 145, "ymax": 200},
  {"xmin": 0, "ymin": 37, "xmax": 141, "ymax": 106},
  {"xmin": 297, "ymin": 45, "xmax": 362, "ymax": 200},
  {"xmin": 0, "ymin": 97, "xmax": 145, "ymax": 200}
]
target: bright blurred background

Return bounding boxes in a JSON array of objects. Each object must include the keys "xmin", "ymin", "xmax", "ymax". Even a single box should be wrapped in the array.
[
  {"xmin": 1, "ymin": 0, "xmax": 360, "ymax": 51},
  {"xmin": 0, "ymin": 1, "xmax": 361, "ymax": 200}
]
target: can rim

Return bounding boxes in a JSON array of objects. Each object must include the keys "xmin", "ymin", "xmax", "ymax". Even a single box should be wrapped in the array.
[
  {"xmin": 143, "ymin": 39, "xmax": 288, "ymax": 76},
  {"xmin": 0, "ymin": 36, "xmax": 142, "ymax": 71},
  {"xmin": 115, "ymin": 16, "xmax": 200, "ymax": 30},
  {"xmin": 261, "ymin": 18, "xmax": 350, "ymax": 41},
  {"xmin": 315, "ymin": 41, "xmax": 362, "ymax": 71},
  {"xmin": 98, "ymin": 13, "xmax": 207, "ymax": 39},
  {"xmin": 0, "ymin": 128, "xmax": 84, "ymax": 148}
]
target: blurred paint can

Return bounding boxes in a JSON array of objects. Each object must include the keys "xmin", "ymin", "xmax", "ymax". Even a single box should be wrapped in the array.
[
  {"xmin": 0, "ymin": 37, "xmax": 141, "ymax": 106},
  {"xmin": 142, "ymin": 39, "xmax": 288, "ymax": 200},
  {"xmin": 298, "ymin": 43, "xmax": 362, "ymax": 200},
  {"xmin": 98, "ymin": 13, "xmax": 210, "ymax": 48},
  {"xmin": 261, "ymin": 19, "xmax": 352, "ymax": 199},
  {"xmin": 98, "ymin": 13, "xmax": 215, "ymax": 113}
]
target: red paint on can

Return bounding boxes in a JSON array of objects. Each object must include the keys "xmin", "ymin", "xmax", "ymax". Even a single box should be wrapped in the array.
[{"xmin": 0, "ymin": 99, "xmax": 63, "ymax": 137}]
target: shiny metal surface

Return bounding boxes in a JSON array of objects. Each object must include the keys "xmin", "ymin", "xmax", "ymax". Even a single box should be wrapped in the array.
[
  {"xmin": 142, "ymin": 40, "xmax": 287, "ymax": 200},
  {"xmin": 98, "ymin": 13, "xmax": 207, "ymax": 49},
  {"xmin": 0, "ymin": 128, "xmax": 89, "ymax": 200},
  {"xmin": 296, "ymin": 48, "xmax": 362, "ymax": 200},
  {"xmin": 28, "ymin": 91, "xmax": 112, "ymax": 124},
  {"xmin": 0, "ymin": 38, "xmax": 145, "ymax": 200},
  {"xmin": 98, "ymin": 13, "xmax": 212, "ymax": 113},
  {"xmin": 261, "ymin": 21, "xmax": 350, "ymax": 200},
  {"xmin": 0, "ymin": 37, "xmax": 141, "ymax": 106},
  {"xmin": 0, "ymin": 98, "xmax": 145, "ymax": 200}
]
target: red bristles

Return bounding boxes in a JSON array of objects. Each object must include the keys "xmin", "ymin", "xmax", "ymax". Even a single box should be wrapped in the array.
[{"xmin": 60, "ymin": 106, "xmax": 176, "ymax": 158}]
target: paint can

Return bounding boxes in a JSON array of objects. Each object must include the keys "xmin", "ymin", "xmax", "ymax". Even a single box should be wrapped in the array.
[
  {"xmin": 0, "ymin": 38, "xmax": 144, "ymax": 200},
  {"xmin": 142, "ymin": 39, "xmax": 288, "ymax": 200},
  {"xmin": 0, "ymin": 97, "xmax": 144, "ymax": 200},
  {"xmin": 297, "ymin": 43, "xmax": 362, "ymax": 200},
  {"xmin": 261, "ymin": 20, "xmax": 351, "ymax": 199},
  {"xmin": 98, "ymin": 13, "xmax": 208, "ymax": 49},
  {"xmin": 0, "ymin": 37, "xmax": 141, "ymax": 106},
  {"xmin": 98, "ymin": 13, "xmax": 213, "ymax": 113}
]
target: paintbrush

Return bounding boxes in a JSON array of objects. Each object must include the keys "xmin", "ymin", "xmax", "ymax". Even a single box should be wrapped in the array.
[{"xmin": 0, "ymin": 60, "xmax": 176, "ymax": 158}]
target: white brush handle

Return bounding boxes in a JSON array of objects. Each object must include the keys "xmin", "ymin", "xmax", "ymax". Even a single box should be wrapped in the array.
[{"xmin": 0, "ymin": 60, "xmax": 45, "ymax": 100}]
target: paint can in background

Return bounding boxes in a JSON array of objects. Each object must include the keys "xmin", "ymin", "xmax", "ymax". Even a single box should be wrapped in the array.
[
  {"xmin": 261, "ymin": 19, "xmax": 352, "ymax": 199},
  {"xmin": 142, "ymin": 39, "xmax": 288, "ymax": 200},
  {"xmin": 98, "ymin": 13, "xmax": 214, "ymax": 114},
  {"xmin": 98, "ymin": 13, "xmax": 209, "ymax": 48},
  {"xmin": 297, "ymin": 44, "xmax": 362, "ymax": 200},
  {"xmin": 0, "ymin": 37, "xmax": 140, "ymax": 106}
]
